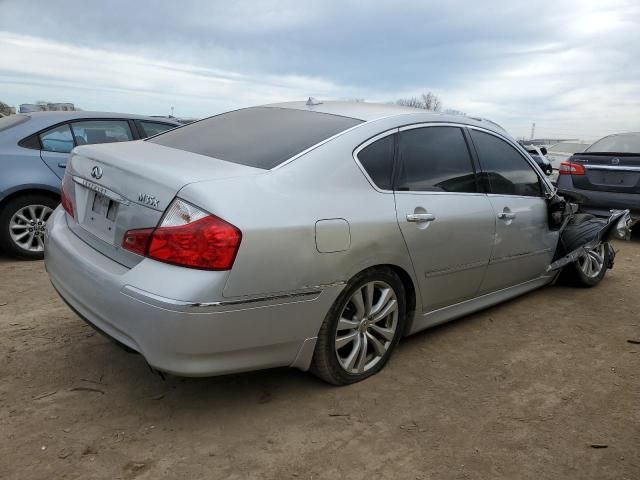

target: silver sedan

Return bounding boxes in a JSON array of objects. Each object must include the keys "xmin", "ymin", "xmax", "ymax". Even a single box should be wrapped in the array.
[{"xmin": 44, "ymin": 101, "xmax": 609, "ymax": 384}]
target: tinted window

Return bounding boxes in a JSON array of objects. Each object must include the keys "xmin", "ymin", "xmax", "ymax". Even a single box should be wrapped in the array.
[
  {"xmin": 358, "ymin": 134, "xmax": 395, "ymax": 190},
  {"xmin": 140, "ymin": 121, "xmax": 175, "ymax": 138},
  {"xmin": 149, "ymin": 107, "xmax": 363, "ymax": 169},
  {"xmin": 586, "ymin": 133, "xmax": 640, "ymax": 154},
  {"xmin": 396, "ymin": 127, "xmax": 477, "ymax": 193},
  {"xmin": 70, "ymin": 120, "xmax": 133, "ymax": 145},
  {"xmin": 470, "ymin": 130, "xmax": 542, "ymax": 197},
  {"xmin": 39, "ymin": 124, "xmax": 74, "ymax": 153}
]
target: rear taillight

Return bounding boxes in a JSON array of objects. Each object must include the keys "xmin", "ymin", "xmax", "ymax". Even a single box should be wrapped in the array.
[
  {"xmin": 61, "ymin": 177, "xmax": 74, "ymax": 218},
  {"xmin": 122, "ymin": 199, "xmax": 242, "ymax": 270},
  {"xmin": 559, "ymin": 161, "xmax": 585, "ymax": 175}
]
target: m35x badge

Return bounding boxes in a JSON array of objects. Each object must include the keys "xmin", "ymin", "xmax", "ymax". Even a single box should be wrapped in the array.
[{"xmin": 138, "ymin": 192, "xmax": 160, "ymax": 208}]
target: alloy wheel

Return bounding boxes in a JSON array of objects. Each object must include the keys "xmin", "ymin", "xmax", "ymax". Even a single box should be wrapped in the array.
[
  {"xmin": 9, "ymin": 204, "xmax": 53, "ymax": 253},
  {"xmin": 334, "ymin": 281, "xmax": 399, "ymax": 374},
  {"xmin": 578, "ymin": 243, "xmax": 606, "ymax": 278}
]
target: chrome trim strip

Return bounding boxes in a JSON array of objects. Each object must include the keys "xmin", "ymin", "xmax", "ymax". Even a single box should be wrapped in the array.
[
  {"xmin": 489, "ymin": 247, "xmax": 553, "ymax": 265},
  {"xmin": 584, "ymin": 164, "xmax": 640, "ymax": 172},
  {"xmin": 425, "ymin": 260, "xmax": 487, "ymax": 278},
  {"xmin": 72, "ymin": 176, "xmax": 131, "ymax": 205},
  {"xmin": 120, "ymin": 283, "xmax": 344, "ymax": 313}
]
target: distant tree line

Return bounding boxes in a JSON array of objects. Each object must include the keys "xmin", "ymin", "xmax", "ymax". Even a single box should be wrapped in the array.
[{"xmin": 0, "ymin": 101, "xmax": 13, "ymax": 116}]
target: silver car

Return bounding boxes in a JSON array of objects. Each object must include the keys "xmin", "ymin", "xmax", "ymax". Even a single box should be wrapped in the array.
[{"xmin": 44, "ymin": 101, "xmax": 610, "ymax": 384}]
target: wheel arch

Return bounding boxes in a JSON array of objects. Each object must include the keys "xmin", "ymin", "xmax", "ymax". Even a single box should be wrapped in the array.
[
  {"xmin": 343, "ymin": 263, "xmax": 419, "ymax": 336},
  {"xmin": 0, "ymin": 186, "xmax": 60, "ymax": 211}
]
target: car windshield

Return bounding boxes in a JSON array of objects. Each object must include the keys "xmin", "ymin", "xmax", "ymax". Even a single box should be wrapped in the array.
[
  {"xmin": 0, "ymin": 114, "xmax": 29, "ymax": 133},
  {"xmin": 148, "ymin": 107, "xmax": 363, "ymax": 169},
  {"xmin": 585, "ymin": 133, "xmax": 640, "ymax": 154}
]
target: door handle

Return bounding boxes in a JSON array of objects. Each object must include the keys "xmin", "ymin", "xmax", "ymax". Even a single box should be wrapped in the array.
[
  {"xmin": 58, "ymin": 162, "xmax": 67, "ymax": 168},
  {"xmin": 406, "ymin": 213, "xmax": 436, "ymax": 223},
  {"xmin": 497, "ymin": 212, "xmax": 516, "ymax": 220}
]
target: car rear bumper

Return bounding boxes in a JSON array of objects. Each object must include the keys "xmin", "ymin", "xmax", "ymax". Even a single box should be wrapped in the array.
[
  {"xmin": 557, "ymin": 176, "xmax": 640, "ymax": 219},
  {"xmin": 44, "ymin": 207, "xmax": 342, "ymax": 376}
]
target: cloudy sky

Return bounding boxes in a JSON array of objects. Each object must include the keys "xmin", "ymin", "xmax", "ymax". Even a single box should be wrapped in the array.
[{"xmin": 0, "ymin": 0, "xmax": 638, "ymax": 140}]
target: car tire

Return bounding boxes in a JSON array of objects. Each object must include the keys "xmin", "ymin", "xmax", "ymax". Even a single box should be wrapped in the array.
[
  {"xmin": 0, "ymin": 193, "xmax": 58, "ymax": 260},
  {"xmin": 570, "ymin": 241, "xmax": 610, "ymax": 287},
  {"xmin": 310, "ymin": 267, "xmax": 406, "ymax": 385}
]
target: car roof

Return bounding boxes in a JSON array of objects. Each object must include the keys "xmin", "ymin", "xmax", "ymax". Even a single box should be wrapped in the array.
[
  {"xmin": 263, "ymin": 100, "xmax": 510, "ymax": 137},
  {"xmin": 19, "ymin": 111, "xmax": 181, "ymax": 131}
]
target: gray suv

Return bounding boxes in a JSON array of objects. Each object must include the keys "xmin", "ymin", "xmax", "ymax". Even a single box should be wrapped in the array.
[{"xmin": 0, "ymin": 111, "xmax": 180, "ymax": 259}]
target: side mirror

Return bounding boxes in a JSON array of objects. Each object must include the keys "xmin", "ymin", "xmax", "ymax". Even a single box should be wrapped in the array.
[{"xmin": 540, "ymin": 147, "xmax": 548, "ymax": 155}]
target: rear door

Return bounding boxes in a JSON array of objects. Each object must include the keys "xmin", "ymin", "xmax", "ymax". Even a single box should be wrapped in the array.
[
  {"xmin": 39, "ymin": 123, "xmax": 75, "ymax": 179},
  {"xmin": 393, "ymin": 125, "xmax": 496, "ymax": 312},
  {"xmin": 39, "ymin": 119, "xmax": 136, "ymax": 178},
  {"xmin": 468, "ymin": 128, "xmax": 555, "ymax": 293}
]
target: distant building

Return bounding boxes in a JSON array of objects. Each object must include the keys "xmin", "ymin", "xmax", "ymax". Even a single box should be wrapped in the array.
[{"xmin": 19, "ymin": 102, "xmax": 79, "ymax": 113}]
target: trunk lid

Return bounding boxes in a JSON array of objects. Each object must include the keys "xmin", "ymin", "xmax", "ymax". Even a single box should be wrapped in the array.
[
  {"xmin": 569, "ymin": 153, "xmax": 640, "ymax": 194},
  {"xmin": 65, "ymin": 140, "xmax": 262, "ymax": 267}
]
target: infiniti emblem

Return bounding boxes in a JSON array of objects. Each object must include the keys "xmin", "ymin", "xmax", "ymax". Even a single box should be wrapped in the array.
[
  {"xmin": 611, "ymin": 158, "xmax": 620, "ymax": 165},
  {"xmin": 91, "ymin": 166, "xmax": 103, "ymax": 179}
]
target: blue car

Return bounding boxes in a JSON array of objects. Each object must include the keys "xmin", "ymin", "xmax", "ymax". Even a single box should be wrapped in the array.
[{"xmin": 0, "ymin": 111, "xmax": 181, "ymax": 259}]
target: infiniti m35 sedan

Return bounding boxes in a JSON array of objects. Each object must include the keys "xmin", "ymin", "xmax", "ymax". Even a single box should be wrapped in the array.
[{"xmin": 45, "ymin": 101, "xmax": 611, "ymax": 384}]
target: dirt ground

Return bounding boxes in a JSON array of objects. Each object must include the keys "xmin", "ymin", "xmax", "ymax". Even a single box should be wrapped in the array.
[{"xmin": 1, "ymin": 241, "xmax": 639, "ymax": 480}]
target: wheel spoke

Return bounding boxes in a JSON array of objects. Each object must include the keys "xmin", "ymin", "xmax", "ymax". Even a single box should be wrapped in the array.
[
  {"xmin": 15, "ymin": 213, "xmax": 30, "ymax": 223},
  {"xmin": 337, "ymin": 317, "xmax": 359, "ymax": 331},
  {"xmin": 36, "ymin": 236, "xmax": 45, "ymax": 249},
  {"xmin": 356, "ymin": 333, "xmax": 368, "ymax": 372},
  {"xmin": 369, "ymin": 324, "xmax": 395, "ymax": 341},
  {"xmin": 13, "ymin": 230, "xmax": 30, "ymax": 241},
  {"xmin": 364, "ymin": 282, "xmax": 375, "ymax": 315},
  {"xmin": 27, "ymin": 205, "xmax": 37, "ymax": 221},
  {"xmin": 366, "ymin": 331, "xmax": 386, "ymax": 356},
  {"xmin": 372, "ymin": 299, "xmax": 397, "ymax": 324},
  {"xmin": 335, "ymin": 331, "xmax": 358, "ymax": 349},
  {"xmin": 343, "ymin": 334, "xmax": 362, "ymax": 371},
  {"xmin": 9, "ymin": 222, "xmax": 28, "ymax": 232},
  {"xmin": 351, "ymin": 289, "xmax": 365, "ymax": 320},
  {"xmin": 369, "ymin": 287, "xmax": 392, "ymax": 316}
]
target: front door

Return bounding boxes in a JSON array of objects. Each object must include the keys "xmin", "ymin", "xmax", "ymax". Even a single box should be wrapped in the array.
[
  {"xmin": 394, "ymin": 125, "xmax": 496, "ymax": 312},
  {"xmin": 468, "ymin": 128, "xmax": 556, "ymax": 293}
]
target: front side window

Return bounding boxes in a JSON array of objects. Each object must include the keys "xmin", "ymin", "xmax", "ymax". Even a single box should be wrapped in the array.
[
  {"xmin": 396, "ymin": 126, "xmax": 477, "ymax": 193},
  {"xmin": 470, "ymin": 130, "xmax": 542, "ymax": 197},
  {"xmin": 39, "ymin": 124, "xmax": 74, "ymax": 153},
  {"xmin": 139, "ymin": 121, "xmax": 175, "ymax": 138},
  {"xmin": 70, "ymin": 120, "xmax": 133, "ymax": 146},
  {"xmin": 357, "ymin": 134, "xmax": 395, "ymax": 190}
]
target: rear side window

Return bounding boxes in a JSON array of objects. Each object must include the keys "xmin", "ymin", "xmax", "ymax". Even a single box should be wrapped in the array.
[
  {"xmin": 139, "ymin": 121, "xmax": 175, "ymax": 138},
  {"xmin": 149, "ymin": 107, "xmax": 363, "ymax": 169},
  {"xmin": 470, "ymin": 130, "xmax": 542, "ymax": 197},
  {"xmin": 39, "ymin": 124, "xmax": 74, "ymax": 153},
  {"xmin": 357, "ymin": 134, "xmax": 395, "ymax": 190},
  {"xmin": 396, "ymin": 126, "xmax": 477, "ymax": 193},
  {"xmin": 70, "ymin": 120, "xmax": 133, "ymax": 145}
]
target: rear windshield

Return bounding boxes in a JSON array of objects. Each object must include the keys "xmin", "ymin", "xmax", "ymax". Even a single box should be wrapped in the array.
[
  {"xmin": 586, "ymin": 134, "xmax": 640, "ymax": 154},
  {"xmin": 148, "ymin": 107, "xmax": 363, "ymax": 169},
  {"xmin": 0, "ymin": 114, "xmax": 29, "ymax": 133}
]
